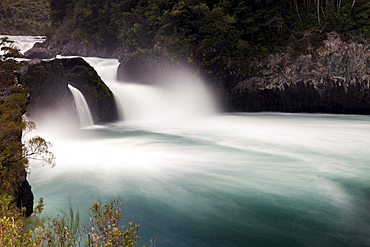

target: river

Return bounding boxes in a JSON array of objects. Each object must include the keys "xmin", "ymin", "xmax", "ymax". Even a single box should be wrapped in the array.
[{"xmin": 6, "ymin": 35, "xmax": 370, "ymax": 246}]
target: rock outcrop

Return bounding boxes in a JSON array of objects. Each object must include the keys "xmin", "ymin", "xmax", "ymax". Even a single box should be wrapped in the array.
[
  {"xmin": 21, "ymin": 57, "xmax": 118, "ymax": 124},
  {"xmin": 230, "ymin": 32, "xmax": 370, "ymax": 114},
  {"xmin": 116, "ymin": 53, "xmax": 188, "ymax": 84},
  {"xmin": 14, "ymin": 169, "xmax": 34, "ymax": 217},
  {"xmin": 25, "ymin": 32, "xmax": 370, "ymax": 115},
  {"xmin": 24, "ymin": 39, "xmax": 117, "ymax": 59}
]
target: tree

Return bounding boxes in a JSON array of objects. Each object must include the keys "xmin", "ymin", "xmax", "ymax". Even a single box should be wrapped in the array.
[
  {"xmin": 30, "ymin": 197, "xmax": 149, "ymax": 247},
  {"xmin": 83, "ymin": 197, "xmax": 144, "ymax": 247},
  {"xmin": 0, "ymin": 37, "xmax": 55, "ymax": 201},
  {"xmin": 0, "ymin": 194, "xmax": 35, "ymax": 247}
]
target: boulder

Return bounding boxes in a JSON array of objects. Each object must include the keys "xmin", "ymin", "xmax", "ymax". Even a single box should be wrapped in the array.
[
  {"xmin": 21, "ymin": 57, "xmax": 118, "ymax": 124},
  {"xmin": 24, "ymin": 42, "xmax": 57, "ymax": 59}
]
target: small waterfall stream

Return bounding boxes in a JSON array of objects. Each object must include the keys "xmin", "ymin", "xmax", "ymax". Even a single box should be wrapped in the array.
[{"xmin": 67, "ymin": 84, "xmax": 94, "ymax": 127}]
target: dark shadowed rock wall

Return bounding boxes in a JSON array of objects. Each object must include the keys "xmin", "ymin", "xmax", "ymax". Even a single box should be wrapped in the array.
[
  {"xmin": 24, "ymin": 39, "xmax": 118, "ymax": 59},
  {"xmin": 14, "ymin": 169, "xmax": 34, "ymax": 217},
  {"xmin": 230, "ymin": 32, "xmax": 370, "ymax": 114},
  {"xmin": 25, "ymin": 32, "xmax": 370, "ymax": 115},
  {"xmin": 21, "ymin": 58, "xmax": 118, "ymax": 124}
]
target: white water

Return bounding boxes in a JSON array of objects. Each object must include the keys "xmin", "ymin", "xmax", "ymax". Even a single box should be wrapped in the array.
[
  {"xmin": 67, "ymin": 84, "xmax": 94, "ymax": 127},
  {"xmin": 29, "ymin": 113, "xmax": 370, "ymax": 247},
  {"xmin": 83, "ymin": 57, "xmax": 219, "ymax": 124},
  {"xmin": 9, "ymin": 36, "xmax": 370, "ymax": 246},
  {"xmin": 0, "ymin": 35, "xmax": 45, "ymax": 53}
]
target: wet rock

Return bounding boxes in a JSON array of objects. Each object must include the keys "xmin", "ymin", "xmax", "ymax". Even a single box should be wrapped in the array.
[
  {"xmin": 230, "ymin": 33, "xmax": 370, "ymax": 114},
  {"xmin": 21, "ymin": 57, "xmax": 118, "ymax": 124}
]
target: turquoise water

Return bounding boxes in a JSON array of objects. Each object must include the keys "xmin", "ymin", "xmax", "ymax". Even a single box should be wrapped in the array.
[
  {"xmin": 9, "ymin": 36, "xmax": 369, "ymax": 246},
  {"xmin": 29, "ymin": 113, "xmax": 370, "ymax": 246}
]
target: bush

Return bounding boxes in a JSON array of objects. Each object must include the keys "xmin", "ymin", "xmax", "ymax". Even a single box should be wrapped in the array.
[{"xmin": 28, "ymin": 197, "xmax": 150, "ymax": 247}]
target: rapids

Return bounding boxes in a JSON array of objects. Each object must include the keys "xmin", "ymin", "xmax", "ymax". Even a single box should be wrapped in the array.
[
  {"xmin": 4, "ymin": 36, "xmax": 370, "ymax": 246},
  {"xmin": 29, "ymin": 112, "xmax": 370, "ymax": 247},
  {"xmin": 30, "ymin": 58, "xmax": 370, "ymax": 247}
]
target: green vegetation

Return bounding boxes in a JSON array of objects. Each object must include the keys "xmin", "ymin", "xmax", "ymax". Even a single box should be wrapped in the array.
[
  {"xmin": 83, "ymin": 197, "xmax": 144, "ymax": 247},
  {"xmin": 2, "ymin": 0, "xmax": 370, "ymax": 78},
  {"xmin": 1, "ymin": 196, "xmax": 148, "ymax": 246},
  {"xmin": 0, "ymin": 0, "xmax": 50, "ymax": 35},
  {"xmin": 0, "ymin": 37, "xmax": 54, "ymax": 188},
  {"xmin": 47, "ymin": 0, "xmax": 370, "ymax": 78},
  {"xmin": 0, "ymin": 37, "xmax": 54, "ymax": 199},
  {"xmin": 0, "ymin": 39, "xmax": 149, "ymax": 246},
  {"xmin": 0, "ymin": 194, "xmax": 35, "ymax": 247}
]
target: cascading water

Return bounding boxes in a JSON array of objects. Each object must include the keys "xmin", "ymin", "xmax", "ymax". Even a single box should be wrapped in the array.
[
  {"xmin": 0, "ymin": 35, "xmax": 45, "ymax": 53},
  {"xmin": 83, "ymin": 57, "xmax": 219, "ymax": 124},
  {"xmin": 67, "ymin": 84, "xmax": 94, "ymax": 127},
  {"xmin": 9, "ymin": 37, "xmax": 370, "ymax": 247}
]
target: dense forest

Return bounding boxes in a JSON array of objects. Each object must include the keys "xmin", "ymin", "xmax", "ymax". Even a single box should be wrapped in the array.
[
  {"xmin": 1, "ymin": 0, "xmax": 370, "ymax": 78},
  {"xmin": 45, "ymin": 0, "xmax": 370, "ymax": 77},
  {"xmin": 0, "ymin": 0, "xmax": 50, "ymax": 35}
]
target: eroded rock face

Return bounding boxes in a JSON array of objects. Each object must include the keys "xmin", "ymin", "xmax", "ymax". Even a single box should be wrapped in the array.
[
  {"xmin": 26, "ymin": 32, "xmax": 370, "ymax": 114},
  {"xmin": 116, "ymin": 54, "xmax": 184, "ymax": 84},
  {"xmin": 230, "ymin": 32, "xmax": 370, "ymax": 114},
  {"xmin": 62, "ymin": 58, "xmax": 119, "ymax": 123},
  {"xmin": 14, "ymin": 169, "xmax": 34, "ymax": 217},
  {"xmin": 21, "ymin": 57, "xmax": 118, "ymax": 124},
  {"xmin": 24, "ymin": 39, "xmax": 117, "ymax": 59}
]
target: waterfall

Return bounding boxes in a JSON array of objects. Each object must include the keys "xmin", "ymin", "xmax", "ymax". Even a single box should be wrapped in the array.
[
  {"xmin": 83, "ymin": 57, "xmax": 219, "ymax": 124},
  {"xmin": 0, "ymin": 35, "xmax": 45, "ymax": 53},
  {"xmin": 67, "ymin": 84, "xmax": 94, "ymax": 127}
]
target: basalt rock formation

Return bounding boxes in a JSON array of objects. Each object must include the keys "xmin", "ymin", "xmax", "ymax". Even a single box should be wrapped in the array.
[
  {"xmin": 229, "ymin": 32, "xmax": 370, "ymax": 114},
  {"xmin": 24, "ymin": 39, "xmax": 117, "ymax": 59},
  {"xmin": 21, "ymin": 57, "xmax": 118, "ymax": 124}
]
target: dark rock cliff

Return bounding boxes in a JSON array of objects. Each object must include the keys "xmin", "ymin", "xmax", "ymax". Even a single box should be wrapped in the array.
[
  {"xmin": 25, "ymin": 32, "xmax": 370, "ymax": 115},
  {"xmin": 24, "ymin": 39, "xmax": 117, "ymax": 59},
  {"xmin": 21, "ymin": 58, "xmax": 118, "ymax": 124},
  {"xmin": 115, "ymin": 33, "xmax": 370, "ymax": 114},
  {"xmin": 116, "ymin": 53, "xmax": 189, "ymax": 84},
  {"xmin": 14, "ymin": 169, "xmax": 34, "ymax": 217},
  {"xmin": 0, "ymin": 81, "xmax": 34, "ymax": 217},
  {"xmin": 229, "ymin": 32, "xmax": 370, "ymax": 114}
]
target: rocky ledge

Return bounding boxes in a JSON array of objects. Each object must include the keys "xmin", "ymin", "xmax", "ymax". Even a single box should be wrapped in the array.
[
  {"xmin": 25, "ymin": 32, "xmax": 370, "ymax": 115},
  {"xmin": 230, "ymin": 32, "xmax": 370, "ymax": 114},
  {"xmin": 21, "ymin": 57, "xmax": 118, "ymax": 124},
  {"xmin": 24, "ymin": 39, "xmax": 117, "ymax": 59}
]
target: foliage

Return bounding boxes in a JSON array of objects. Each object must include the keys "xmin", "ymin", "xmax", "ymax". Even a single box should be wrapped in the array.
[
  {"xmin": 31, "ymin": 198, "xmax": 82, "ymax": 247},
  {"xmin": 28, "ymin": 197, "xmax": 147, "ymax": 247},
  {"xmin": 0, "ymin": 194, "xmax": 35, "ymax": 247},
  {"xmin": 83, "ymin": 197, "xmax": 143, "ymax": 247},
  {"xmin": 1, "ymin": 195, "xmax": 149, "ymax": 247},
  {"xmin": 0, "ymin": 37, "xmax": 54, "ymax": 205},
  {"xmin": 47, "ymin": 0, "xmax": 370, "ymax": 80},
  {"xmin": 0, "ymin": 36, "xmax": 28, "ymax": 192},
  {"xmin": 0, "ymin": 0, "xmax": 50, "ymax": 35},
  {"xmin": 0, "ymin": 84, "xmax": 55, "ymax": 192}
]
